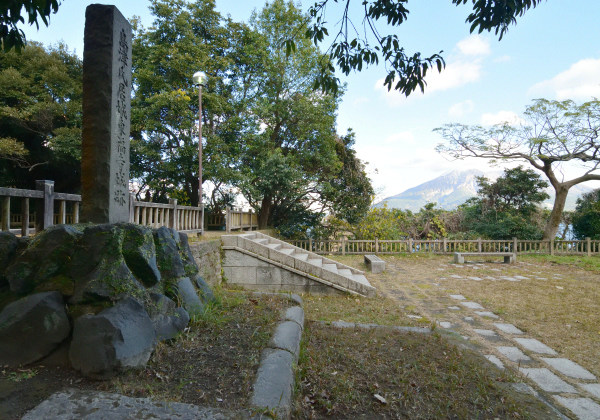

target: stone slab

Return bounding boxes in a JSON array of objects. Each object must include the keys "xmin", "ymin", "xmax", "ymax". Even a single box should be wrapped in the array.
[
  {"xmin": 284, "ymin": 306, "xmax": 305, "ymax": 329},
  {"xmin": 460, "ymin": 301, "xmax": 484, "ymax": 309},
  {"xmin": 497, "ymin": 346, "xmax": 530, "ymax": 362},
  {"xmin": 519, "ymin": 368, "xmax": 577, "ymax": 393},
  {"xmin": 474, "ymin": 329, "xmax": 497, "ymax": 337},
  {"xmin": 269, "ymin": 321, "xmax": 302, "ymax": 359},
  {"xmin": 580, "ymin": 383, "xmax": 600, "ymax": 399},
  {"xmin": 553, "ymin": 396, "xmax": 600, "ymax": 420},
  {"xmin": 474, "ymin": 311, "xmax": 499, "ymax": 319},
  {"xmin": 541, "ymin": 358, "xmax": 596, "ymax": 380},
  {"xmin": 493, "ymin": 323, "xmax": 523, "ymax": 334},
  {"xmin": 448, "ymin": 306, "xmax": 460, "ymax": 310},
  {"xmin": 439, "ymin": 321, "xmax": 452, "ymax": 329},
  {"xmin": 485, "ymin": 355, "xmax": 504, "ymax": 370},
  {"xmin": 251, "ymin": 348, "xmax": 294, "ymax": 418},
  {"xmin": 223, "ymin": 266, "xmax": 257, "ymax": 284},
  {"xmin": 22, "ymin": 389, "xmax": 244, "ymax": 419},
  {"xmin": 515, "ymin": 338, "xmax": 557, "ymax": 355},
  {"xmin": 449, "ymin": 294, "xmax": 466, "ymax": 300}
]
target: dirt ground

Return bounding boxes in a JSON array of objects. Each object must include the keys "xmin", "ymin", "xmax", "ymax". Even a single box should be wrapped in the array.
[{"xmin": 0, "ymin": 291, "xmax": 288, "ymax": 420}]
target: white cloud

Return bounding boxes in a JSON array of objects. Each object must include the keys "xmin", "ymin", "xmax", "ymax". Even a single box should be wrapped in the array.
[
  {"xmin": 375, "ymin": 59, "xmax": 483, "ymax": 106},
  {"xmin": 448, "ymin": 100, "xmax": 474, "ymax": 118},
  {"xmin": 528, "ymin": 58, "xmax": 600, "ymax": 101},
  {"xmin": 457, "ymin": 35, "xmax": 490, "ymax": 56},
  {"xmin": 480, "ymin": 110, "xmax": 523, "ymax": 126}
]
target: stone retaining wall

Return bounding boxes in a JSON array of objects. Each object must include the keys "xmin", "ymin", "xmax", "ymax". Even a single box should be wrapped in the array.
[
  {"xmin": 222, "ymin": 248, "xmax": 344, "ymax": 295},
  {"xmin": 189, "ymin": 240, "xmax": 221, "ymax": 286}
]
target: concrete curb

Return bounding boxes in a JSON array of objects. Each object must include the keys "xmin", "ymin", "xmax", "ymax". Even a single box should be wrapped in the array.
[{"xmin": 250, "ymin": 296, "xmax": 305, "ymax": 419}]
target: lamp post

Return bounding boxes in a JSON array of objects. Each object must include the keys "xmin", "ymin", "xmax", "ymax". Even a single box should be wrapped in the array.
[{"xmin": 192, "ymin": 71, "xmax": 207, "ymax": 233}]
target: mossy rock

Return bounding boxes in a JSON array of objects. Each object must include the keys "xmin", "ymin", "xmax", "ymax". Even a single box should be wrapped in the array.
[
  {"xmin": 5, "ymin": 225, "xmax": 83, "ymax": 295},
  {"xmin": 153, "ymin": 227, "xmax": 186, "ymax": 281},
  {"xmin": 0, "ymin": 232, "xmax": 20, "ymax": 287},
  {"xmin": 120, "ymin": 223, "xmax": 161, "ymax": 287}
]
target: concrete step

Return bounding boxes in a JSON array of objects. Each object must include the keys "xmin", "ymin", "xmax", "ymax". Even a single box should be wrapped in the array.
[
  {"xmin": 322, "ymin": 263, "xmax": 338, "ymax": 273},
  {"xmin": 222, "ymin": 232, "xmax": 375, "ymax": 297},
  {"xmin": 308, "ymin": 258, "xmax": 322, "ymax": 267}
]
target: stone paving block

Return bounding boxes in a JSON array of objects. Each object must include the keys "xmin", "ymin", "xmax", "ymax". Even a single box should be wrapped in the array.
[
  {"xmin": 463, "ymin": 316, "xmax": 474, "ymax": 322},
  {"xmin": 474, "ymin": 311, "xmax": 499, "ymax": 319},
  {"xmin": 515, "ymin": 338, "xmax": 557, "ymax": 355},
  {"xmin": 449, "ymin": 294, "xmax": 466, "ymax": 300},
  {"xmin": 251, "ymin": 348, "xmax": 294, "ymax": 417},
  {"xmin": 284, "ymin": 306, "xmax": 305, "ymax": 329},
  {"xmin": 512, "ymin": 383, "xmax": 537, "ymax": 395},
  {"xmin": 449, "ymin": 275, "xmax": 463, "ymax": 279},
  {"xmin": 493, "ymin": 323, "xmax": 523, "ymax": 334},
  {"xmin": 541, "ymin": 358, "xmax": 596, "ymax": 380},
  {"xmin": 439, "ymin": 321, "xmax": 452, "ymax": 329},
  {"xmin": 497, "ymin": 346, "xmax": 530, "ymax": 362},
  {"xmin": 448, "ymin": 306, "xmax": 460, "ymax": 310},
  {"xmin": 553, "ymin": 396, "xmax": 600, "ymax": 420},
  {"xmin": 460, "ymin": 301, "xmax": 484, "ymax": 309},
  {"xmin": 407, "ymin": 314, "xmax": 422, "ymax": 319},
  {"xmin": 514, "ymin": 276, "xmax": 528, "ymax": 280},
  {"xmin": 269, "ymin": 321, "xmax": 302, "ymax": 359},
  {"xmin": 474, "ymin": 329, "xmax": 497, "ymax": 337},
  {"xmin": 580, "ymin": 383, "xmax": 600, "ymax": 399},
  {"xmin": 467, "ymin": 277, "xmax": 483, "ymax": 281},
  {"xmin": 485, "ymin": 355, "xmax": 504, "ymax": 370},
  {"xmin": 519, "ymin": 368, "xmax": 577, "ymax": 393},
  {"xmin": 22, "ymin": 389, "xmax": 245, "ymax": 420}
]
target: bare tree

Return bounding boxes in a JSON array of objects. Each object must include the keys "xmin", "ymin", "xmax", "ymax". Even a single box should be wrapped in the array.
[{"xmin": 436, "ymin": 98, "xmax": 600, "ymax": 239}]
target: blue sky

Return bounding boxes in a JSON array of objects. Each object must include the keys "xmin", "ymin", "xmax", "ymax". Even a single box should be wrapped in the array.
[{"xmin": 22, "ymin": 1, "xmax": 600, "ymax": 200}]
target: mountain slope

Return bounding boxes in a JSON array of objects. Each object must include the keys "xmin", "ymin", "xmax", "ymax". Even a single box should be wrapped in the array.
[{"xmin": 375, "ymin": 169, "xmax": 593, "ymax": 212}]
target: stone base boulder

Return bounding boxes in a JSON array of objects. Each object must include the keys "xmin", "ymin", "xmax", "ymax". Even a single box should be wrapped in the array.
[
  {"xmin": 69, "ymin": 297, "xmax": 157, "ymax": 378},
  {"xmin": 148, "ymin": 293, "xmax": 189, "ymax": 341},
  {"xmin": 0, "ymin": 291, "xmax": 70, "ymax": 366}
]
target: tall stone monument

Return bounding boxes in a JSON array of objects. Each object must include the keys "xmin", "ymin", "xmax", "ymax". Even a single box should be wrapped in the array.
[{"xmin": 81, "ymin": 5, "xmax": 132, "ymax": 223}]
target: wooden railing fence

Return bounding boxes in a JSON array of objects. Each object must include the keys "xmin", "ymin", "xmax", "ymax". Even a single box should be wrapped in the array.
[
  {"xmin": 288, "ymin": 237, "xmax": 600, "ymax": 257},
  {"xmin": 0, "ymin": 181, "xmax": 205, "ymax": 235}
]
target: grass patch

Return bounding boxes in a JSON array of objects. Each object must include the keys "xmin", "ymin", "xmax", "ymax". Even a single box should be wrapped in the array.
[
  {"xmin": 302, "ymin": 293, "xmax": 427, "ymax": 326},
  {"xmin": 294, "ymin": 322, "xmax": 558, "ymax": 419},
  {"xmin": 521, "ymin": 254, "xmax": 600, "ymax": 273}
]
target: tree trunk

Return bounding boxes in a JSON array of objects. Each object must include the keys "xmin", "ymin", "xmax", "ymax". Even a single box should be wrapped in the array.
[
  {"xmin": 258, "ymin": 196, "xmax": 272, "ymax": 230},
  {"xmin": 543, "ymin": 184, "xmax": 569, "ymax": 240}
]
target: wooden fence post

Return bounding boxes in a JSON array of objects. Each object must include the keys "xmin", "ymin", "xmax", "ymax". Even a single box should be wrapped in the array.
[
  {"xmin": 1, "ymin": 196, "xmax": 9, "ymax": 231},
  {"xmin": 169, "ymin": 198, "xmax": 178, "ymax": 230},
  {"xmin": 513, "ymin": 237, "xmax": 518, "ymax": 254},
  {"xmin": 129, "ymin": 193, "xmax": 135, "ymax": 223},
  {"xmin": 586, "ymin": 237, "xmax": 591, "ymax": 257},
  {"xmin": 35, "ymin": 180, "xmax": 55, "ymax": 232},
  {"xmin": 21, "ymin": 197, "xmax": 30, "ymax": 236},
  {"xmin": 226, "ymin": 206, "xmax": 231, "ymax": 233}
]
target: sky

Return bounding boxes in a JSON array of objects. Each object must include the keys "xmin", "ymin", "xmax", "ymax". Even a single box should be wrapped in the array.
[{"xmin": 21, "ymin": 1, "xmax": 600, "ymax": 201}]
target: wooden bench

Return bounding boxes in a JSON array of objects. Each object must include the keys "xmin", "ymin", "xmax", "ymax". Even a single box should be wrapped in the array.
[
  {"xmin": 453, "ymin": 252, "xmax": 516, "ymax": 264},
  {"xmin": 364, "ymin": 254, "xmax": 385, "ymax": 273}
]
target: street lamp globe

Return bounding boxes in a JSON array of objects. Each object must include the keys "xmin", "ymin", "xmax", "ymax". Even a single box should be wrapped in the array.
[{"xmin": 193, "ymin": 71, "xmax": 207, "ymax": 86}]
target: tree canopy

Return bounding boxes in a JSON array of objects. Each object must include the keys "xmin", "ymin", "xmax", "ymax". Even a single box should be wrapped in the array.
[
  {"xmin": 458, "ymin": 166, "xmax": 549, "ymax": 239},
  {"xmin": 436, "ymin": 99, "xmax": 600, "ymax": 240},
  {"xmin": 0, "ymin": 41, "xmax": 82, "ymax": 191},
  {"xmin": 1, "ymin": 0, "xmax": 60, "ymax": 52},
  {"xmin": 294, "ymin": 0, "xmax": 544, "ymax": 95},
  {"xmin": 572, "ymin": 189, "xmax": 600, "ymax": 240}
]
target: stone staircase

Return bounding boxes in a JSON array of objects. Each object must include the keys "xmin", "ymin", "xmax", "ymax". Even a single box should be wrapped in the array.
[{"xmin": 221, "ymin": 232, "xmax": 375, "ymax": 297}]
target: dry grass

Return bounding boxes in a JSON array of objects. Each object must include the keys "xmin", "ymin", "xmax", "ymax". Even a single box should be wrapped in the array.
[
  {"xmin": 294, "ymin": 322, "xmax": 558, "ymax": 419},
  {"xmin": 330, "ymin": 253, "xmax": 600, "ymax": 379}
]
